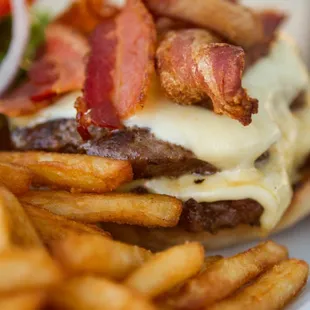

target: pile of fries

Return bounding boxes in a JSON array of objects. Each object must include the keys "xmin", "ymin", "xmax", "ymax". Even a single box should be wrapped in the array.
[{"xmin": 0, "ymin": 151, "xmax": 308, "ymax": 309}]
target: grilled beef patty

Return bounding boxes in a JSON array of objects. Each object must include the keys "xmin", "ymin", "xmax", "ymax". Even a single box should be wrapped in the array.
[
  {"xmin": 131, "ymin": 187, "xmax": 263, "ymax": 233},
  {"xmin": 11, "ymin": 118, "xmax": 264, "ymax": 232},
  {"xmin": 180, "ymin": 198, "xmax": 263, "ymax": 233},
  {"xmin": 12, "ymin": 119, "xmax": 217, "ymax": 179},
  {"xmin": 12, "ymin": 119, "xmax": 104, "ymax": 153},
  {"xmin": 82, "ymin": 127, "xmax": 217, "ymax": 178}
]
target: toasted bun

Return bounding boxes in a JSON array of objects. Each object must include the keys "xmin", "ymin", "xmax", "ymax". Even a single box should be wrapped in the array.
[{"xmin": 102, "ymin": 180, "xmax": 310, "ymax": 251}]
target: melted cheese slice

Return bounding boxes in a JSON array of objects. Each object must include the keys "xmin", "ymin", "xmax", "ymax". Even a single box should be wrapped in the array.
[
  {"xmin": 123, "ymin": 35, "xmax": 310, "ymax": 231},
  {"xmin": 9, "ymin": 35, "xmax": 310, "ymax": 232}
]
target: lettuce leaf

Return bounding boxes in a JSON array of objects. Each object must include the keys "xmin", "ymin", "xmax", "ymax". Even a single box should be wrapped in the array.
[
  {"xmin": 0, "ymin": 10, "xmax": 50, "ymax": 88},
  {"xmin": 22, "ymin": 10, "xmax": 50, "ymax": 69}
]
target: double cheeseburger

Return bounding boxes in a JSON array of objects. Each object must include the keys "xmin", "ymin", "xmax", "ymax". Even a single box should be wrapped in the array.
[{"xmin": 0, "ymin": 0, "xmax": 310, "ymax": 249}]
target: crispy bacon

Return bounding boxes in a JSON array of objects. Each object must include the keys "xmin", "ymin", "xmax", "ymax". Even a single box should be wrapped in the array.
[
  {"xmin": 76, "ymin": 0, "xmax": 156, "ymax": 139},
  {"xmin": 246, "ymin": 10, "xmax": 286, "ymax": 66},
  {"xmin": 0, "ymin": 83, "xmax": 51, "ymax": 117},
  {"xmin": 156, "ymin": 29, "xmax": 258, "ymax": 125},
  {"xmin": 0, "ymin": 24, "xmax": 88, "ymax": 117},
  {"xmin": 145, "ymin": 0, "xmax": 264, "ymax": 48},
  {"xmin": 57, "ymin": 0, "xmax": 119, "ymax": 34},
  {"xmin": 30, "ymin": 24, "xmax": 88, "ymax": 100}
]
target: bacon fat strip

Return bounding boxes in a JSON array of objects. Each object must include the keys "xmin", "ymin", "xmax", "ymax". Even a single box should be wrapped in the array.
[
  {"xmin": 145, "ymin": 0, "xmax": 264, "ymax": 48},
  {"xmin": 156, "ymin": 29, "xmax": 258, "ymax": 125},
  {"xmin": 57, "ymin": 0, "xmax": 119, "ymax": 34},
  {"xmin": 246, "ymin": 10, "xmax": 286, "ymax": 66},
  {"xmin": 0, "ymin": 24, "xmax": 88, "ymax": 117},
  {"xmin": 76, "ymin": 0, "xmax": 156, "ymax": 139}
]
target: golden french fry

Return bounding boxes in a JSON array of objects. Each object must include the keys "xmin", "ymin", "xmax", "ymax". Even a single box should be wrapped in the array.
[
  {"xmin": 207, "ymin": 259, "xmax": 309, "ymax": 310},
  {"xmin": 0, "ymin": 187, "xmax": 42, "ymax": 250},
  {"xmin": 0, "ymin": 152, "xmax": 132, "ymax": 193},
  {"xmin": 124, "ymin": 242, "xmax": 204, "ymax": 298},
  {"xmin": 0, "ymin": 292, "xmax": 45, "ymax": 310},
  {"xmin": 49, "ymin": 276, "xmax": 156, "ymax": 310},
  {"xmin": 20, "ymin": 190, "xmax": 182, "ymax": 227},
  {"xmin": 157, "ymin": 255, "xmax": 224, "ymax": 308},
  {"xmin": 0, "ymin": 247, "xmax": 62, "ymax": 293},
  {"xmin": 200, "ymin": 256, "xmax": 223, "ymax": 273},
  {"xmin": 162, "ymin": 241, "xmax": 288, "ymax": 309},
  {"xmin": 50, "ymin": 233, "xmax": 152, "ymax": 280},
  {"xmin": 0, "ymin": 163, "xmax": 32, "ymax": 195},
  {"xmin": 23, "ymin": 203, "xmax": 110, "ymax": 244}
]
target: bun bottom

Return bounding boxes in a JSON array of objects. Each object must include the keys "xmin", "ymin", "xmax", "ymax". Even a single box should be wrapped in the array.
[{"xmin": 102, "ymin": 180, "xmax": 310, "ymax": 251}]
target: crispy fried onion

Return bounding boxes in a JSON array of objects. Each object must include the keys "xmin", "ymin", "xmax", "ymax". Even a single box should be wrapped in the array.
[
  {"xmin": 156, "ymin": 29, "xmax": 258, "ymax": 125},
  {"xmin": 145, "ymin": 0, "xmax": 264, "ymax": 48},
  {"xmin": 75, "ymin": 0, "xmax": 156, "ymax": 139},
  {"xmin": 0, "ymin": 24, "xmax": 88, "ymax": 117}
]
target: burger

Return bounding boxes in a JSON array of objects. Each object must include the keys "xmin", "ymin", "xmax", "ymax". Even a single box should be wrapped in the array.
[{"xmin": 0, "ymin": 0, "xmax": 309, "ymax": 250}]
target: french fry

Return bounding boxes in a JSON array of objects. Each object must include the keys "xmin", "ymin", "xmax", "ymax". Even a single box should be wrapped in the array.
[
  {"xmin": 50, "ymin": 233, "xmax": 152, "ymax": 280},
  {"xmin": 0, "ymin": 292, "xmax": 45, "ymax": 310},
  {"xmin": 49, "ymin": 276, "xmax": 156, "ymax": 310},
  {"xmin": 0, "ymin": 187, "xmax": 42, "ymax": 250},
  {"xmin": 161, "ymin": 241, "xmax": 288, "ymax": 309},
  {"xmin": 200, "ymin": 256, "xmax": 224, "ymax": 274},
  {"xmin": 124, "ymin": 242, "xmax": 204, "ymax": 298},
  {"xmin": 0, "ymin": 152, "xmax": 133, "ymax": 193},
  {"xmin": 20, "ymin": 190, "xmax": 183, "ymax": 227},
  {"xmin": 0, "ymin": 163, "xmax": 32, "ymax": 195},
  {"xmin": 207, "ymin": 259, "xmax": 309, "ymax": 310},
  {"xmin": 156, "ymin": 255, "xmax": 224, "ymax": 308},
  {"xmin": 0, "ymin": 247, "xmax": 62, "ymax": 293},
  {"xmin": 23, "ymin": 203, "xmax": 110, "ymax": 244}
]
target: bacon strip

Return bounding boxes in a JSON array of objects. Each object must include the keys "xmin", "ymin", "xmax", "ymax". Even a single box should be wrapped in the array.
[
  {"xmin": 156, "ymin": 29, "xmax": 258, "ymax": 125},
  {"xmin": 145, "ymin": 0, "xmax": 264, "ymax": 48},
  {"xmin": 57, "ymin": 0, "xmax": 119, "ymax": 34},
  {"xmin": 76, "ymin": 0, "xmax": 156, "ymax": 139},
  {"xmin": 0, "ymin": 24, "xmax": 88, "ymax": 117},
  {"xmin": 246, "ymin": 10, "xmax": 286, "ymax": 66}
]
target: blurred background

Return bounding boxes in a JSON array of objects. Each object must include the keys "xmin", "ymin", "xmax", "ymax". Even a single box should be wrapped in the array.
[{"xmin": 243, "ymin": 0, "xmax": 310, "ymax": 67}]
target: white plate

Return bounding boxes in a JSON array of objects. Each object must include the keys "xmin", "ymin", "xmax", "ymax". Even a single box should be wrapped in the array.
[{"xmin": 209, "ymin": 217, "xmax": 310, "ymax": 309}]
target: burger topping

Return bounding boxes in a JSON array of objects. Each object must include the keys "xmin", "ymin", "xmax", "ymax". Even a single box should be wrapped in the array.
[
  {"xmin": 144, "ymin": 0, "xmax": 264, "ymax": 48},
  {"xmin": 246, "ymin": 10, "xmax": 286, "ymax": 66},
  {"xmin": 75, "ymin": 0, "xmax": 156, "ymax": 138},
  {"xmin": 0, "ymin": 24, "xmax": 88, "ymax": 117},
  {"xmin": 0, "ymin": 0, "xmax": 30, "ymax": 95},
  {"xmin": 156, "ymin": 29, "xmax": 258, "ymax": 125}
]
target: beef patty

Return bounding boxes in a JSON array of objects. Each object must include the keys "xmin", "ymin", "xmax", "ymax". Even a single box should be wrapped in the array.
[
  {"xmin": 180, "ymin": 198, "xmax": 263, "ymax": 233},
  {"xmin": 11, "ymin": 119, "xmax": 217, "ymax": 179},
  {"xmin": 131, "ymin": 187, "xmax": 263, "ymax": 233}
]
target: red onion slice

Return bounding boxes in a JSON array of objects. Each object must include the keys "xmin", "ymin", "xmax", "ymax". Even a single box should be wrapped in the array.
[{"xmin": 0, "ymin": 0, "xmax": 30, "ymax": 96}]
